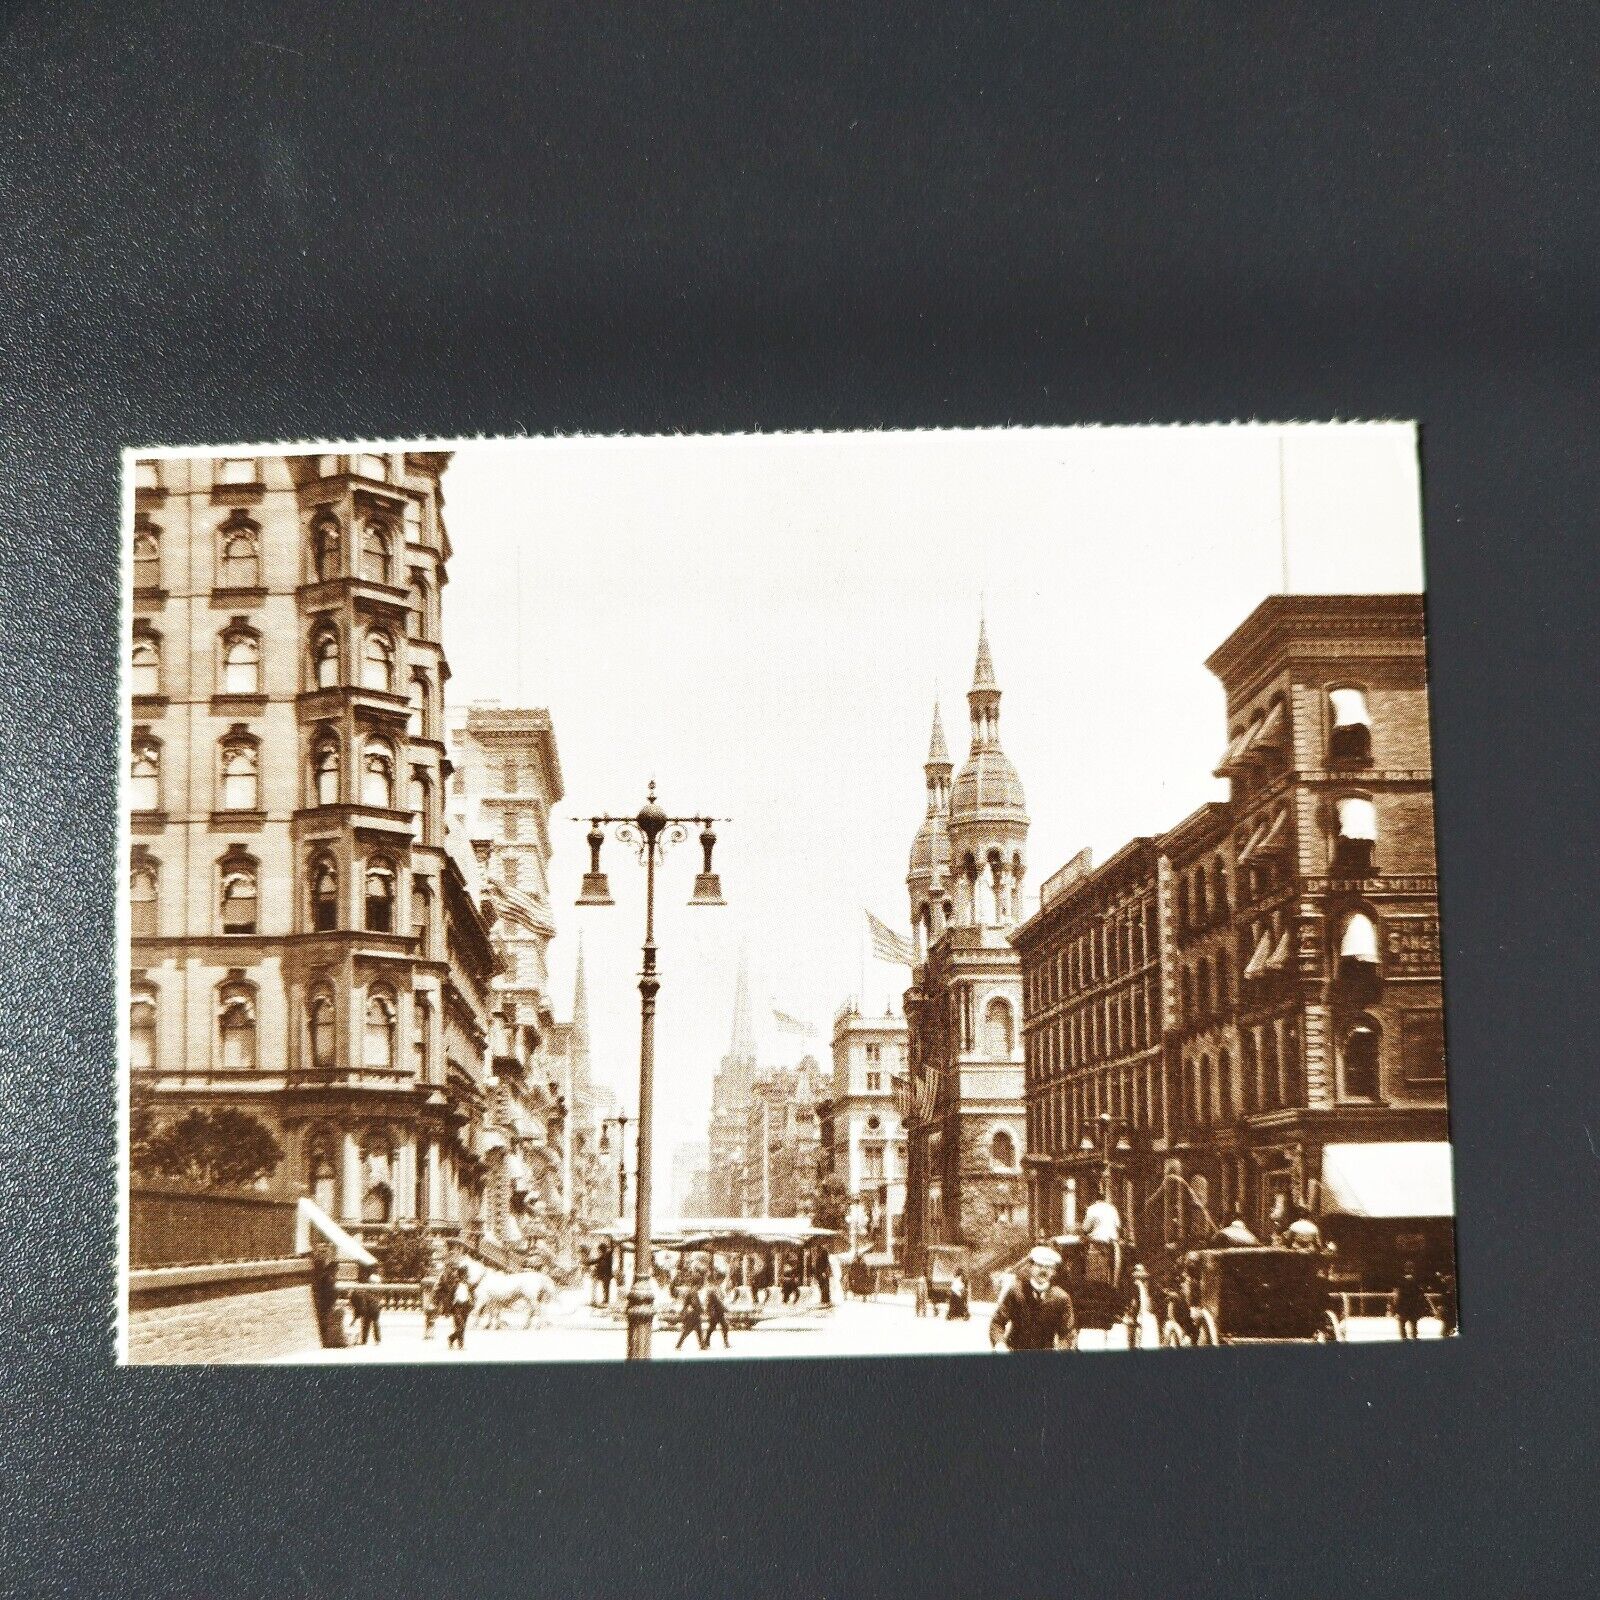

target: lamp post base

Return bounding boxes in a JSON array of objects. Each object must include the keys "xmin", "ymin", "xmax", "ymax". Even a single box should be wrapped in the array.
[{"xmin": 625, "ymin": 1280, "xmax": 656, "ymax": 1360}]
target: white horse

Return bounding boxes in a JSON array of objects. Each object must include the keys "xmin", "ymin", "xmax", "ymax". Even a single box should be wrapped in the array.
[{"xmin": 462, "ymin": 1256, "xmax": 556, "ymax": 1330}]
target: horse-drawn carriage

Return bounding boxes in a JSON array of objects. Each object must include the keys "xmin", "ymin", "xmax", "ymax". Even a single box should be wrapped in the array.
[{"xmin": 1160, "ymin": 1245, "xmax": 1345, "ymax": 1346}]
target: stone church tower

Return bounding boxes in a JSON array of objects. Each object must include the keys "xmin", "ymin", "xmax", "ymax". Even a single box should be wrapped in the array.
[{"xmin": 901, "ymin": 618, "xmax": 1031, "ymax": 1275}]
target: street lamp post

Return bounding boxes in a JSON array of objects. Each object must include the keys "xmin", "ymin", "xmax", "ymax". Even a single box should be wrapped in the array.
[
  {"xmin": 575, "ymin": 783, "xmax": 727, "ymax": 1361},
  {"xmin": 599, "ymin": 1112, "xmax": 631, "ymax": 1223}
]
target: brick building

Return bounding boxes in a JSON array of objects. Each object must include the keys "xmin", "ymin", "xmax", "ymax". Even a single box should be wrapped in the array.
[
  {"xmin": 127, "ymin": 450, "xmax": 498, "ymax": 1242},
  {"xmin": 1011, "ymin": 595, "xmax": 1454, "ymax": 1281}
]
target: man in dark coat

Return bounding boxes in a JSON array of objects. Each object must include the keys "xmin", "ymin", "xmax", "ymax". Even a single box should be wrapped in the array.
[
  {"xmin": 990, "ymin": 1246, "xmax": 1076, "ymax": 1351},
  {"xmin": 1393, "ymin": 1260, "xmax": 1429, "ymax": 1340},
  {"xmin": 700, "ymin": 1274, "xmax": 732, "ymax": 1350},
  {"xmin": 675, "ymin": 1274, "xmax": 706, "ymax": 1350},
  {"xmin": 437, "ymin": 1242, "xmax": 473, "ymax": 1350},
  {"xmin": 308, "ymin": 1242, "xmax": 345, "ymax": 1348},
  {"xmin": 813, "ymin": 1245, "xmax": 833, "ymax": 1307},
  {"xmin": 594, "ymin": 1241, "xmax": 614, "ymax": 1307}
]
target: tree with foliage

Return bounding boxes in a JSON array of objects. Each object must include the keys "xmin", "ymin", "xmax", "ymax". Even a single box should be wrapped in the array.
[
  {"xmin": 808, "ymin": 1172, "xmax": 851, "ymax": 1234},
  {"xmin": 134, "ymin": 1107, "xmax": 284, "ymax": 1190}
]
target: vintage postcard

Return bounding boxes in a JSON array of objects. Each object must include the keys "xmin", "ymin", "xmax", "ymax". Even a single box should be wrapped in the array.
[{"xmin": 119, "ymin": 424, "xmax": 1458, "ymax": 1363}]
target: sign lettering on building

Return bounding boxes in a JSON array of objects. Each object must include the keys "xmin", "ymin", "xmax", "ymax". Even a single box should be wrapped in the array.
[{"xmin": 1385, "ymin": 917, "xmax": 1441, "ymax": 976}]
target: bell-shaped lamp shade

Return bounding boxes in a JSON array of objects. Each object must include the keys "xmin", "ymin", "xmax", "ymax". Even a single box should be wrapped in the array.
[
  {"xmin": 576, "ymin": 820, "xmax": 615, "ymax": 906},
  {"xmin": 689, "ymin": 820, "xmax": 725, "ymax": 906}
]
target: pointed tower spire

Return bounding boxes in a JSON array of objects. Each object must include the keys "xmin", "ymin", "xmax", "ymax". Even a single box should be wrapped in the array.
[
  {"xmin": 972, "ymin": 610, "xmax": 997, "ymax": 692},
  {"xmin": 571, "ymin": 933, "xmax": 589, "ymax": 1037},
  {"xmin": 968, "ymin": 612, "xmax": 1002, "ymax": 748},
  {"xmin": 927, "ymin": 699, "xmax": 950, "ymax": 766},
  {"xmin": 730, "ymin": 947, "xmax": 755, "ymax": 1056}
]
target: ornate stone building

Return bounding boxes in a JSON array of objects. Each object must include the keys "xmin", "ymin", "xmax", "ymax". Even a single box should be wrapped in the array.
[
  {"xmin": 448, "ymin": 705, "xmax": 576, "ymax": 1261},
  {"xmin": 901, "ymin": 621, "xmax": 1030, "ymax": 1276},
  {"xmin": 127, "ymin": 450, "xmax": 496, "ymax": 1238},
  {"xmin": 827, "ymin": 1003, "xmax": 908, "ymax": 1255}
]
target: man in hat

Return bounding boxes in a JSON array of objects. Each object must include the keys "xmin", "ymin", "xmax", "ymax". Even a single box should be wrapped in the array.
[{"xmin": 990, "ymin": 1246, "xmax": 1076, "ymax": 1352}]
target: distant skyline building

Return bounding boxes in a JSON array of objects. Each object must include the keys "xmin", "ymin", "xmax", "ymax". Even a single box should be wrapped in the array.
[
  {"xmin": 706, "ymin": 954, "xmax": 758, "ymax": 1215},
  {"xmin": 828, "ymin": 1002, "xmax": 909, "ymax": 1256}
]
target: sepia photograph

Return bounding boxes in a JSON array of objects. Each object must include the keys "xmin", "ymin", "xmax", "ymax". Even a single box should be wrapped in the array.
[{"xmin": 120, "ymin": 424, "xmax": 1458, "ymax": 1364}]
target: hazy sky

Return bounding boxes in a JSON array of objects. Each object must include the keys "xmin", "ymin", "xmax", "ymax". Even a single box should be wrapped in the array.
[{"xmin": 438, "ymin": 424, "xmax": 1424, "ymax": 1184}]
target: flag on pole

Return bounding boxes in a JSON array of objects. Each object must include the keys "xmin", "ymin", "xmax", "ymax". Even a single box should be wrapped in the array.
[
  {"xmin": 772, "ymin": 1007, "xmax": 814, "ymax": 1037},
  {"xmin": 865, "ymin": 910, "xmax": 915, "ymax": 966}
]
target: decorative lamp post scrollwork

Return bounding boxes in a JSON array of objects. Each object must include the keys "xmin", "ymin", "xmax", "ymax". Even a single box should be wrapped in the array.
[{"xmin": 575, "ymin": 782, "xmax": 728, "ymax": 1360}]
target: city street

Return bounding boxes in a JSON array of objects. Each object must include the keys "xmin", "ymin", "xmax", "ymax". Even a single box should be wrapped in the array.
[{"xmin": 279, "ymin": 1289, "xmax": 1451, "ymax": 1364}]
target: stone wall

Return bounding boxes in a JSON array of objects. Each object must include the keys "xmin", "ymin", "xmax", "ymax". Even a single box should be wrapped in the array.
[{"xmin": 126, "ymin": 1258, "xmax": 320, "ymax": 1365}]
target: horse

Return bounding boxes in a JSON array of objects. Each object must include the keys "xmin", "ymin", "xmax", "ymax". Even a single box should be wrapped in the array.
[{"xmin": 461, "ymin": 1255, "xmax": 556, "ymax": 1331}]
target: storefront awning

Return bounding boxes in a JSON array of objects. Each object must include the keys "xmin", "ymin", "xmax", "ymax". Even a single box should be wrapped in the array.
[{"xmin": 1320, "ymin": 1142, "xmax": 1455, "ymax": 1219}]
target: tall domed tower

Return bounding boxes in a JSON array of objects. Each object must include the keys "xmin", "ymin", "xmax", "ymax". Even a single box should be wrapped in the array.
[
  {"xmin": 906, "ymin": 701, "xmax": 953, "ymax": 957},
  {"xmin": 900, "ymin": 614, "xmax": 1031, "ymax": 1280},
  {"xmin": 947, "ymin": 616, "xmax": 1029, "ymax": 927}
]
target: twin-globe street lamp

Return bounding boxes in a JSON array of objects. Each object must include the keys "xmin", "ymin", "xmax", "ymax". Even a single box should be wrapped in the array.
[{"xmin": 574, "ymin": 783, "xmax": 727, "ymax": 1360}]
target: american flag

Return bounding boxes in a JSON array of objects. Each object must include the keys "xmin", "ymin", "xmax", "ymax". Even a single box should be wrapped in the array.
[
  {"xmin": 771, "ymin": 1007, "xmax": 815, "ymax": 1037},
  {"xmin": 865, "ymin": 910, "xmax": 914, "ymax": 966}
]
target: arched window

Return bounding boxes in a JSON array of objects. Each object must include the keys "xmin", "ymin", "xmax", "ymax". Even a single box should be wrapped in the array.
[
  {"xmin": 1332, "ymin": 795, "xmax": 1378, "ymax": 875},
  {"xmin": 1198, "ymin": 1055, "xmax": 1213, "ymax": 1125},
  {"xmin": 311, "ymin": 515, "xmax": 342, "ymax": 581},
  {"xmin": 310, "ymin": 855, "xmax": 339, "ymax": 931},
  {"xmin": 219, "ymin": 736, "xmax": 259, "ymax": 811},
  {"xmin": 130, "ymin": 981, "xmax": 157, "ymax": 1070},
  {"xmin": 1196, "ymin": 957, "xmax": 1213, "ymax": 1019},
  {"xmin": 130, "ymin": 735, "xmax": 162, "ymax": 812},
  {"xmin": 412, "ymin": 571, "xmax": 433, "ymax": 637},
  {"xmin": 990, "ymin": 1128, "xmax": 1017, "ymax": 1169},
  {"xmin": 130, "ymin": 629, "xmax": 160, "ymax": 696},
  {"xmin": 361, "ymin": 1127, "xmax": 394, "ymax": 1221},
  {"xmin": 408, "ymin": 669, "xmax": 430, "ymax": 736},
  {"xmin": 218, "ymin": 982, "xmax": 257, "ymax": 1071},
  {"xmin": 220, "ymin": 855, "xmax": 259, "ymax": 934},
  {"xmin": 412, "ymin": 992, "xmax": 432, "ymax": 1080},
  {"xmin": 365, "ymin": 858, "xmax": 396, "ymax": 932},
  {"xmin": 1343, "ymin": 1022, "xmax": 1382, "ymax": 1101},
  {"xmin": 364, "ymin": 988, "xmax": 397, "ymax": 1070},
  {"xmin": 219, "ymin": 517, "xmax": 261, "ymax": 588},
  {"xmin": 311, "ymin": 623, "xmax": 340, "ymax": 688},
  {"xmin": 306, "ymin": 1126, "xmax": 337, "ymax": 1212},
  {"xmin": 1340, "ymin": 911, "xmax": 1380, "ymax": 967},
  {"xmin": 308, "ymin": 990, "xmax": 337, "ymax": 1071},
  {"xmin": 133, "ymin": 520, "xmax": 161, "ymax": 590},
  {"xmin": 1328, "ymin": 685, "xmax": 1373, "ymax": 764},
  {"xmin": 411, "ymin": 878, "xmax": 431, "ymax": 949},
  {"xmin": 1212, "ymin": 859, "xmax": 1229, "ymax": 916},
  {"xmin": 1176, "ymin": 877, "xmax": 1190, "ymax": 933},
  {"xmin": 130, "ymin": 853, "xmax": 159, "ymax": 937},
  {"xmin": 312, "ymin": 733, "xmax": 341, "ymax": 806},
  {"xmin": 361, "ymin": 522, "xmax": 393, "ymax": 584},
  {"xmin": 1263, "ymin": 1027, "xmax": 1283, "ymax": 1108},
  {"xmin": 984, "ymin": 996, "xmax": 1014, "ymax": 1056},
  {"xmin": 1217, "ymin": 1048, "xmax": 1233, "ymax": 1120},
  {"xmin": 1194, "ymin": 870, "xmax": 1209, "ymax": 927},
  {"xmin": 221, "ymin": 626, "xmax": 260, "ymax": 694},
  {"xmin": 362, "ymin": 629, "xmax": 396, "ymax": 693},
  {"xmin": 361, "ymin": 740, "xmax": 395, "ymax": 808}
]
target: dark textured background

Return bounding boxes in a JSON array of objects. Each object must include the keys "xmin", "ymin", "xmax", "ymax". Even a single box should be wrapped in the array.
[{"xmin": 2, "ymin": 3, "xmax": 1597, "ymax": 1595}]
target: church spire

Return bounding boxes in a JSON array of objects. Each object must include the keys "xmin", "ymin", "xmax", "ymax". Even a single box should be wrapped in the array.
[
  {"xmin": 968, "ymin": 613, "xmax": 1002, "ymax": 747},
  {"xmin": 730, "ymin": 947, "xmax": 755, "ymax": 1056},
  {"xmin": 927, "ymin": 699, "xmax": 950, "ymax": 767},
  {"xmin": 571, "ymin": 933, "xmax": 589, "ymax": 1038}
]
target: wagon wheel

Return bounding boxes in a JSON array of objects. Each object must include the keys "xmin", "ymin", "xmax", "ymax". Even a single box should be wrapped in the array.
[
  {"xmin": 1192, "ymin": 1309, "xmax": 1219, "ymax": 1346},
  {"xmin": 1316, "ymin": 1308, "xmax": 1345, "ymax": 1343}
]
